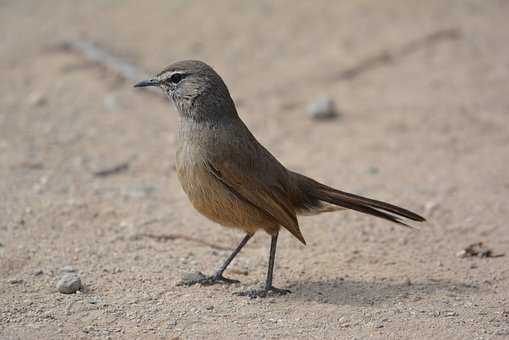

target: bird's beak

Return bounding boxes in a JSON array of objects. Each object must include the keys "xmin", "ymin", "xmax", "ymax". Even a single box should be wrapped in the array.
[{"xmin": 133, "ymin": 78, "xmax": 160, "ymax": 88}]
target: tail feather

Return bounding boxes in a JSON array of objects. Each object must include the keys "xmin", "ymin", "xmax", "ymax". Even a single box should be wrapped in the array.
[
  {"xmin": 318, "ymin": 189, "xmax": 415, "ymax": 228},
  {"xmin": 290, "ymin": 171, "xmax": 426, "ymax": 225},
  {"xmin": 318, "ymin": 185, "xmax": 426, "ymax": 222}
]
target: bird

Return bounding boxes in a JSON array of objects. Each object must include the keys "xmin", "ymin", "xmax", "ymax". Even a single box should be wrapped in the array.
[{"xmin": 134, "ymin": 60, "xmax": 425, "ymax": 298}]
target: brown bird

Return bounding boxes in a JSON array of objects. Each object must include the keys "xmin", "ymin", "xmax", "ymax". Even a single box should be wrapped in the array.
[{"xmin": 134, "ymin": 60, "xmax": 425, "ymax": 297}]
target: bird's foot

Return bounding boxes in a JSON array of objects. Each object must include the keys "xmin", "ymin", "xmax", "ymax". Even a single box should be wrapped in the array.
[
  {"xmin": 235, "ymin": 286, "xmax": 291, "ymax": 299},
  {"xmin": 177, "ymin": 271, "xmax": 240, "ymax": 287},
  {"xmin": 202, "ymin": 274, "xmax": 240, "ymax": 285}
]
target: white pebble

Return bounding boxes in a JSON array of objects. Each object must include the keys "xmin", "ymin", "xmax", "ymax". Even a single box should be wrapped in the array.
[{"xmin": 307, "ymin": 96, "xmax": 339, "ymax": 120}]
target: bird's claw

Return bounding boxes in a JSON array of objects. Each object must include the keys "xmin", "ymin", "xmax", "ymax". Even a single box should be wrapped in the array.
[
  {"xmin": 202, "ymin": 274, "xmax": 240, "ymax": 285},
  {"xmin": 235, "ymin": 286, "xmax": 291, "ymax": 298},
  {"xmin": 177, "ymin": 271, "xmax": 240, "ymax": 286}
]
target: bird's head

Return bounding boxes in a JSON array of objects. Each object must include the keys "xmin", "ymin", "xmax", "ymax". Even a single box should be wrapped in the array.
[{"xmin": 134, "ymin": 60, "xmax": 237, "ymax": 122}]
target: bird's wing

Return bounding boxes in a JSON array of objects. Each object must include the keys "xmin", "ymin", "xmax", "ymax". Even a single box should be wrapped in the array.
[{"xmin": 205, "ymin": 158, "xmax": 306, "ymax": 244}]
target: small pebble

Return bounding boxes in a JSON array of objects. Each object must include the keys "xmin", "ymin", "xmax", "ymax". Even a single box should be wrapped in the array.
[
  {"xmin": 307, "ymin": 96, "xmax": 339, "ymax": 120},
  {"xmin": 456, "ymin": 250, "xmax": 467, "ymax": 258},
  {"xmin": 444, "ymin": 311, "xmax": 458, "ymax": 317},
  {"xmin": 93, "ymin": 161, "xmax": 129, "ymax": 177},
  {"xmin": 178, "ymin": 271, "xmax": 207, "ymax": 286},
  {"xmin": 367, "ymin": 166, "xmax": 379, "ymax": 175},
  {"xmin": 27, "ymin": 92, "xmax": 47, "ymax": 107},
  {"xmin": 57, "ymin": 273, "xmax": 82, "ymax": 294},
  {"xmin": 9, "ymin": 278, "xmax": 23, "ymax": 284}
]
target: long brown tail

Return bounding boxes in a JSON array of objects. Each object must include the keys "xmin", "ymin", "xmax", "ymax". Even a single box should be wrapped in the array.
[{"xmin": 290, "ymin": 172, "xmax": 426, "ymax": 227}]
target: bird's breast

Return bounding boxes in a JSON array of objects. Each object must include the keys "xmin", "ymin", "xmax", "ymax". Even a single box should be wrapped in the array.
[
  {"xmin": 174, "ymin": 128, "xmax": 277, "ymax": 233},
  {"xmin": 175, "ymin": 135, "xmax": 229, "ymax": 219}
]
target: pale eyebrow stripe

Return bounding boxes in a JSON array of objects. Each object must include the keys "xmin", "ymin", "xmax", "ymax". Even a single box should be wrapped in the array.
[{"xmin": 160, "ymin": 70, "xmax": 186, "ymax": 80}]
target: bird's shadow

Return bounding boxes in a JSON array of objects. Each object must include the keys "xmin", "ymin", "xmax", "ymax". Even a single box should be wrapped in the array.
[{"xmin": 286, "ymin": 278, "xmax": 478, "ymax": 306}]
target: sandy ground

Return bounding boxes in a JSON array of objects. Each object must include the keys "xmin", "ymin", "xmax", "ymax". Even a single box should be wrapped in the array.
[{"xmin": 1, "ymin": 0, "xmax": 509, "ymax": 339}]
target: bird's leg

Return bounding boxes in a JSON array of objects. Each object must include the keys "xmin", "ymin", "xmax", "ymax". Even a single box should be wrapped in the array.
[
  {"xmin": 236, "ymin": 232, "xmax": 291, "ymax": 298},
  {"xmin": 178, "ymin": 233, "xmax": 252, "ymax": 286},
  {"xmin": 264, "ymin": 232, "xmax": 291, "ymax": 294},
  {"xmin": 207, "ymin": 233, "xmax": 252, "ymax": 284}
]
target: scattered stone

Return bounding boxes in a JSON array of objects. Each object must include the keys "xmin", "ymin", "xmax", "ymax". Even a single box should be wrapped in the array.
[
  {"xmin": 456, "ymin": 250, "xmax": 467, "ymax": 258},
  {"xmin": 307, "ymin": 96, "xmax": 339, "ymax": 120},
  {"xmin": 205, "ymin": 305, "xmax": 214, "ymax": 311},
  {"xmin": 93, "ymin": 161, "xmax": 130, "ymax": 177},
  {"xmin": 88, "ymin": 297, "xmax": 100, "ymax": 304},
  {"xmin": 27, "ymin": 92, "xmax": 47, "ymax": 107},
  {"xmin": 9, "ymin": 278, "xmax": 23, "ymax": 284},
  {"xmin": 443, "ymin": 311, "xmax": 458, "ymax": 317},
  {"xmin": 367, "ymin": 166, "xmax": 379, "ymax": 175},
  {"xmin": 57, "ymin": 273, "xmax": 82, "ymax": 294},
  {"xmin": 177, "ymin": 272, "xmax": 207, "ymax": 286},
  {"xmin": 456, "ymin": 242, "xmax": 504, "ymax": 258}
]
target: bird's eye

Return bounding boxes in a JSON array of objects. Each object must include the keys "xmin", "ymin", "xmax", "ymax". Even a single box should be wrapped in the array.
[{"xmin": 168, "ymin": 73, "xmax": 184, "ymax": 84}]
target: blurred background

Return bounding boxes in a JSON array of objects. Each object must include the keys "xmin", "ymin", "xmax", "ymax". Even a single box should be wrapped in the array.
[{"xmin": 1, "ymin": 1, "xmax": 508, "ymax": 339}]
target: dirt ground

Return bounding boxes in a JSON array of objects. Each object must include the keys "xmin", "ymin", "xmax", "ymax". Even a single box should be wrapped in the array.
[{"xmin": 1, "ymin": 1, "xmax": 509, "ymax": 339}]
